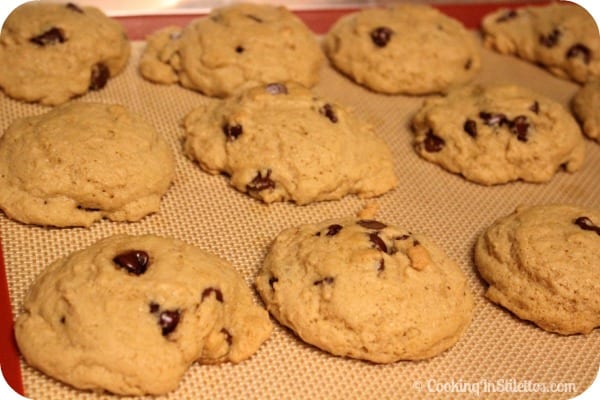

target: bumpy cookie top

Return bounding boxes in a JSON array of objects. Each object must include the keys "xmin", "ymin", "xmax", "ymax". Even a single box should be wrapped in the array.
[
  {"xmin": 15, "ymin": 234, "xmax": 273, "ymax": 395},
  {"xmin": 474, "ymin": 204, "xmax": 600, "ymax": 335},
  {"xmin": 482, "ymin": 3, "xmax": 600, "ymax": 83},
  {"xmin": 183, "ymin": 82, "xmax": 398, "ymax": 204},
  {"xmin": 323, "ymin": 4, "xmax": 481, "ymax": 94},
  {"xmin": 256, "ymin": 218, "xmax": 474, "ymax": 362},
  {"xmin": 139, "ymin": 3, "xmax": 324, "ymax": 97},
  {"xmin": 0, "ymin": 103, "xmax": 175, "ymax": 227},
  {"xmin": 0, "ymin": 2, "xmax": 130, "ymax": 105},
  {"xmin": 572, "ymin": 79, "xmax": 600, "ymax": 141},
  {"xmin": 411, "ymin": 84, "xmax": 585, "ymax": 185}
]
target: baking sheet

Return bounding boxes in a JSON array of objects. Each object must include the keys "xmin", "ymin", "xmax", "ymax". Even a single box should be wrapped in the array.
[{"xmin": 1, "ymin": 33, "xmax": 599, "ymax": 399}]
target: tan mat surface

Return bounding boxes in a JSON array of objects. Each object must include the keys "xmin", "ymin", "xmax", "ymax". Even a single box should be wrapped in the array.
[{"xmin": 1, "ymin": 39, "xmax": 599, "ymax": 399}]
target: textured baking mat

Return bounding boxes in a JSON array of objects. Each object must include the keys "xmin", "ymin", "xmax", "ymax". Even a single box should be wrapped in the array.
[{"xmin": 1, "ymin": 38, "xmax": 599, "ymax": 399}]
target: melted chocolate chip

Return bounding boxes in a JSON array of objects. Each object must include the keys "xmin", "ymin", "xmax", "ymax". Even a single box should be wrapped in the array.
[
  {"xmin": 357, "ymin": 220, "xmax": 387, "ymax": 230},
  {"xmin": 539, "ymin": 29, "xmax": 561, "ymax": 48},
  {"xmin": 265, "ymin": 83, "xmax": 288, "ymax": 95},
  {"xmin": 221, "ymin": 328, "xmax": 233, "ymax": 345},
  {"xmin": 30, "ymin": 27, "xmax": 66, "ymax": 46},
  {"xmin": 326, "ymin": 224, "xmax": 343, "ymax": 236},
  {"xmin": 509, "ymin": 115, "xmax": 530, "ymax": 142},
  {"xmin": 159, "ymin": 310, "xmax": 180, "ymax": 336},
  {"xmin": 496, "ymin": 10, "xmax": 517, "ymax": 23},
  {"xmin": 247, "ymin": 169, "xmax": 276, "ymax": 192},
  {"xmin": 314, "ymin": 277, "xmax": 334, "ymax": 285},
  {"xmin": 113, "ymin": 250, "xmax": 149, "ymax": 276},
  {"xmin": 89, "ymin": 63, "xmax": 109, "ymax": 91},
  {"xmin": 464, "ymin": 119, "xmax": 477, "ymax": 138},
  {"xmin": 149, "ymin": 302, "xmax": 160, "ymax": 313},
  {"xmin": 320, "ymin": 104, "xmax": 338, "ymax": 123},
  {"xmin": 269, "ymin": 276, "xmax": 278, "ymax": 289},
  {"xmin": 529, "ymin": 101, "xmax": 539, "ymax": 114},
  {"xmin": 479, "ymin": 111, "xmax": 508, "ymax": 127},
  {"xmin": 566, "ymin": 44, "xmax": 591, "ymax": 64},
  {"xmin": 222, "ymin": 123, "xmax": 243, "ymax": 141},
  {"xmin": 370, "ymin": 27, "xmax": 393, "ymax": 47},
  {"xmin": 394, "ymin": 234, "xmax": 410, "ymax": 241},
  {"xmin": 574, "ymin": 216, "xmax": 600, "ymax": 236},
  {"xmin": 66, "ymin": 3, "xmax": 84, "ymax": 13},
  {"xmin": 369, "ymin": 232, "xmax": 388, "ymax": 253},
  {"xmin": 201, "ymin": 287, "xmax": 224, "ymax": 302},
  {"xmin": 423, "ymin": 130, "xmax": 445, "ymax": 152},
  {"xmin": 235, "ymin": 45, "xmax": 244, "ymax": 53}
]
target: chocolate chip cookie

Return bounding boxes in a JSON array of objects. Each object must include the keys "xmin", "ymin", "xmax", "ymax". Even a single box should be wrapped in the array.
[
  {"xmin": 474, "ymin": 204, "xmax": 600, "ymax": 335},
  {"xmin": 572, "ymin": 79, "xmax": 600, "ymax": 142},
  {"xmin": 411, "ymin": 84, "xmax": 585, "ymax": 185},
  {"xmin": 15, "ymin": 234, "xmax": 273, "ymax": 395},
  {"xmin": 139, "ymin": 3, "xmax": 323, "ymax": 97},
  {"xmin": 0, "ymin": 102, "xmax": 174, "ymax": 227},
  {"xmin": 323, "ymin": 4, "xmax": 481, "ymax": 94},
  {"xmin": 0, "ymin": 2, "xmax": 130, "ymax": 105},
  {"xmin": 482, "ymin": 3, "xmax": 600, "ymax": 83},
  {"xmin": 256, "ymin": 218, "xmax": 474, "ymax": 362},
  {"xmin": 183, "ymin": 82, "xmax": 398, "ymax": 204}
]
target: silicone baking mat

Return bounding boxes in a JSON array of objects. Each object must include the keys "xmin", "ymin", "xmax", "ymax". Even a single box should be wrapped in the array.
[{"xmin": 1, "ymin": 10, "xmax": 599, "ymax": 400}]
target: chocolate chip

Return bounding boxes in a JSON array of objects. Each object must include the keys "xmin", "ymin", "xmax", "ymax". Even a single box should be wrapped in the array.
[
  {"xmin": 201, "ymin": 287, "xmax": 224, "ymax": 302},
  {"xmin": 357, "ymin": 220, "xmax": 387, "ymax": 230},
  {"xmin": 222, "ymin": 123, "xmax": 243, "ymax": 141},
  {"xmin": 320, "ymin": 104, "xmax": 338, "ymax": 123},
  {"xmin": 113, "ymin": 250, "xmax": 149, "ymax": 276},
  {"xmin": 221, "ymin": 328, "xmax": 233, "ymax": 345},
  {"xmin": 377, "ymin": 259, "xmax": 385, "ymax": 273},
  {"xmin": 235, "ymin": 45, "xmax": 244, "ymax": 53},
  {"xmin": 245, "ymin": 14, "xmax": 263, "ymax": 23},
  {"xmin": 326, "ymin": 224, "xmax": 343, "ymax": 236},
  {"xmin": 89, "ymin": 63, "xmax": 109, "ymax": 91},
  {"xmin": 574, "ymin": 216, "xmax": 600, "ymax": 236},
  {"xmin": 509, "ymin": 115, "xmax": 530, "ymax": 142},
  {"xmin": 149, "ymin": 302, "xmax": 160, "ymax": 313},
  {"xmin": 247, "ymin": 169, "xmax": 276, "ymax": 192},
  {"xmin": 314, "ymin": 277, "xmax": 334, "ymax": 285},
  {"xmin": 268, "ymin": 276, "xmax": 278, "ymax": 289},
  {"xmin": 539, "ymin": 29, "xmax": 561, "ymax": 48},
  {"xmin": 479, "ymin": 111, "xmax": 508, "ymax": 127},
  {"xmin": 66, "ymin": 3, "xmax": 84, "ymax": 13},
  {"xmin": 76, "ymin": 205, "xmax": 101, "ymax": 212},
  {"xmin": 464, "ymin": 59, "xmax": 472, "ymax": 70},
  {"xmin": 30, "ymin": 27, "xmax": 66, "ymax": 46},
  {"xmin": 464, "ymin": 119, "xmax": 477, "ymax": 138},
  {"xmin": 566, "ymin": 44, "xmax": 591, "ymax": 64},
  {"xmin": 265, "ymin": 83, "xmax": 288, "ymax": 95},
  {"xmin": 496, "ymin": 10, "xmax": 517, "ymax": 22},
  {"xmin": 159, "ymin": 310, "xmax": 180, "ymax": 336},
  {"xmin": 369, "ymin": 232, "xmax": 387, "ymax": 253},
  {"xmin": 529, "ymin": 101, "xmax": 539, "ymax": 114},
  {"xmin": 394, "ymin": 234, "xmax": 410, "ymax": 240},
  {"xmin": 60, "ymin": 316, "xmax": 66, "ymax": 324},
  {"xmin": 423, "ymin": 130, "xmax": 445, "ymax": 152},
  {"xmin": 370, "ymin": 27, "xmax": 393, "ymax": 47}
]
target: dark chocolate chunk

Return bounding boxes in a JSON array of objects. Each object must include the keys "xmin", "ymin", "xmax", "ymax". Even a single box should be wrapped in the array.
[
  {"xmin": 265, "ymin": 83, "xmax": 288, "ymax": 95},
  {"xmin": 159, "ymin": 310, "xmax": 180, "ymax": 336},
  {"xmin": 326, "ymin": 224, "xmax": 343, "ymax": 236},
  {"xmin": 66, "ymin": 3, "xmax": 84, "ymax": 13},
  {"xmin": 463, "ymin": 119, "xmax": 477, "ymax": 138},
  {"xmin": 313, "ymin": 277, "xmax": 334, "ymax": 286},
  {"xmin": 235, "ymin": 45, "xmax": 244, "ymax": 53},
  {"xmin": 423, "ymin": 130, "xmax": 445, "ymax": 152},
  {"xmin": 222, "ymin": 123, "xmax": 243, "ymax": 141},
  {"xmin": 320, "ymin": 104, "xmax": 338, "ymax": 123},
  {"xmin": 539, "ymin": 29, "xmax": 561, "ymax": 48},
  {"xmin": 357, "ymin": 220, "xmax": 387, "ymax": 230},
  {"xmin": 369, "ymin": 232, "xmax": 388, "ymax": 253},
  {"xmin": 566, "ymin": 44, "xmax": 591, "ymax": 64},
  {"xmin": 574, "ymin": 216, "xmax": 600, "ymax": 236},
  {"xmin": 30, "ymin": 27, "xmax": 66, "ymax": 46},
  {"xmin": 201, "ymin": 287, "xmax": 224, "ymax": 302},
  {"xmin": 496, "ymin": 10, "xmax": 517, "ymax": 23},
  {"xmin": 149, "ymin": 302, "xmax": 160, "ymax": 313},
  {"xmin": 89, "ymin": 63, "xmax": 109, "ymax": 91},
  {"xmin": 268, "ymin": 276, "xmax": 278, "ymax": 289},
  {"xmin": 479, "ymin": 111, "xmax": 508, "ymax": 127},
  {"xmin": 370, "ymin": 26, "xmax": 393, "ymax": 47},
  {"xmin": 113, "ymin": 250, "xmax": 149, "ymax": 275},
  {"xmin": 529, "ymin": 101, "xmax": 539, "ymax": 114},
  {"xmin": 509, "ymin": 115, "xmax": 530, "ymax": 142},
  {"xmin": 247, "ymin": 169, "xmax": 276, "ymax": 192},
  {"xmin": 221, "ymin": 328, "xmax": 233, "ymax": 345}
]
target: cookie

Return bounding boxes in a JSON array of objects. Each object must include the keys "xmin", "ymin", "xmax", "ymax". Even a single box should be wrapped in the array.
[
  {"xmin": 0, "ymin": 102, "xmax": 175, "ymax": 227},
  {"xmin": 15, "ymin": 234, "xmax": 273, "ymax": 395},
  {"xmin": 139, "ymin": 3, "xmax": 323, "ymax": 97},
  {"xmin": 0, "ymin": 2, "xmax": 130, "ymax": 105},
  {"xmin": 411, "ymin": 84, "xmax": 585, "ymax": 185},
  {"xmin": 323, "ymin": 4, "xmax": 480, "ymax": 95},
  {"xmin": 183, "ymin": 82, "xmax": 398, "ymax": 204},
  {"xmin": 256, "ymin": 217, "xmax": 474, "ymax": 362},
  {"xmin": 474, "ymin": 204, "xmax": 600, "ymax": 335},
  {"xmin": 481, "ymin": 3, "xmax": 600, "ymax": 83},
  {"xmin": 572, "ymin": 79, "xmax": 600, "ymax": 142}
]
